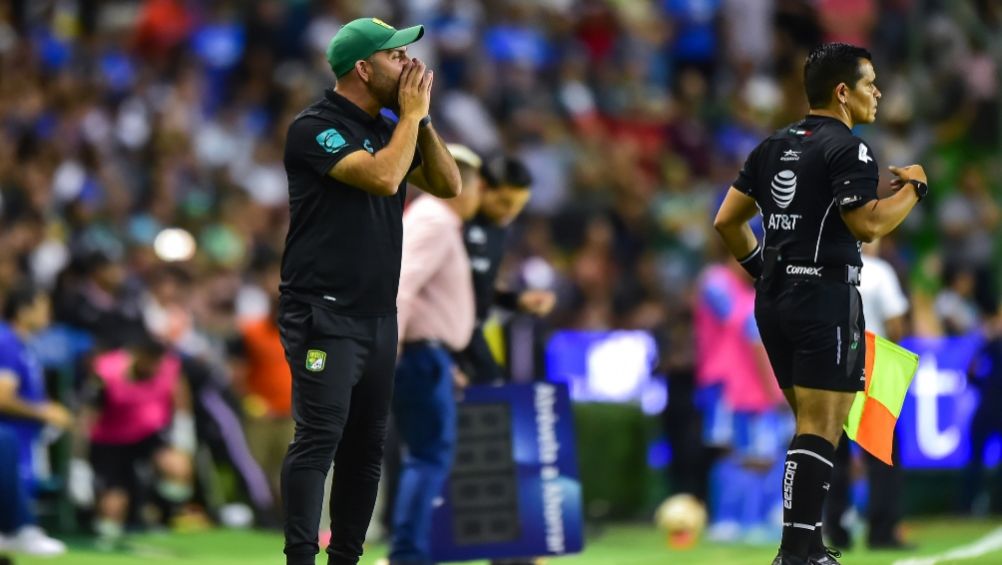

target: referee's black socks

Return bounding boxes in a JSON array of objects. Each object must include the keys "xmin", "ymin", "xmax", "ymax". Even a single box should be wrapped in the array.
[{"xmin": 780, "ymin": 434, "xmax": 835, "ymax": 558}]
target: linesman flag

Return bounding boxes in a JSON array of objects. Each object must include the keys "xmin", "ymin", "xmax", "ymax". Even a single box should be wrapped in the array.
[{"xmin": 843, "ymin": 331, "xmax": 920, "ymax": 465}]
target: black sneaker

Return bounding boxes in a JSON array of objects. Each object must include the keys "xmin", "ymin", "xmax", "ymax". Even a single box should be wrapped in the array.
[
  {"xmin": 807, "ymin": 546, "xmax": 842, "ymax": 564},
  {"xmin": 771, "ymin": 549, "xmax": 807, "ymax": 565}
]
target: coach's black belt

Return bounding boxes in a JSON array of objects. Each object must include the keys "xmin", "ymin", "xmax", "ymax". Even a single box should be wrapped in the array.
[{"xmin": 779, "ymin": 263, "xmax": 860, "ymax": 285}]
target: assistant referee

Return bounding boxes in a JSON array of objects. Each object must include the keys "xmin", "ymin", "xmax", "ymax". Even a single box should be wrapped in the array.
[
  {"xmin": 713, "ymin": 43, "xmax": 927, "ymax": 565},
  {"xmin": 278, "ymin": 17, "xmax": 460, "ymax": 565}
]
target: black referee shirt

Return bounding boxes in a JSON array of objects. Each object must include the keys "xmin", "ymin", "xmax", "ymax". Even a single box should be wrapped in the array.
[
  {"xmin": 733, "ymin": 115, "xmax": 879, "ymax": 267},
  {"xmin": 463, "ymin": 213, "xmax": 518, "ymax": 322},
  {"xmin": 281, "ymin": 89, "xmax": 420, "ymax": 316}
]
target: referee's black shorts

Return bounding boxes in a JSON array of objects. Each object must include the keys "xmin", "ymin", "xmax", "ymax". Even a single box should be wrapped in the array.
[{"xmin": 755, "ymin": 278, "xmax": 866, "ymax": 393}]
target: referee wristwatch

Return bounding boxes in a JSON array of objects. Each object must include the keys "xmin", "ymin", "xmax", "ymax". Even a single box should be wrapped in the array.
[
  {"xmin": 419, "ymin": 115, "xmax": 432, "ymax": 128},
  {"xmin": 907, "ymin": 179, "xmax": 928, "ymax": 202}
]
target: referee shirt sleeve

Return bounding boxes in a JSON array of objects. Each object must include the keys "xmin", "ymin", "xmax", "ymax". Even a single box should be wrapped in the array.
[
  {"xmin": 829, "ymin": 137, "xmax": 879, "ymax": 210},
  {"xmin": 286, "ymin": 116, "xmax": 364, "ymax": 179}
]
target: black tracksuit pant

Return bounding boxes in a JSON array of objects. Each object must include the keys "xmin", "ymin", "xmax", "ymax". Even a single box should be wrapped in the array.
[{"xmin": 278, "ymin": 297, "xmax": 397, "ymax": 565}]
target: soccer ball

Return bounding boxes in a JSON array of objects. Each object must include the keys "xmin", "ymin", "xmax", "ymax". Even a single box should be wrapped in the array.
[{"xmin": 654, "ymin": 493, "xmax": 707, "ymax": 549}]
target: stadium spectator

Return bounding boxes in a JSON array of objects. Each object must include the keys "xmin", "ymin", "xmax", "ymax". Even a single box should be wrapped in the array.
[
  {"xmin": 53, "ymin": 250, "xmax": 146, "ymax": 351},
  {"xmin": 934, "ymin": 266, "xmax": 981, "ymax": 336},
  {"xmin": 936, "ymin": 164, "xmax": 1000, "ymax": 316},
  {"xmin": 80, "ymin": 337, "xmax": 196, "ymax": 548}
]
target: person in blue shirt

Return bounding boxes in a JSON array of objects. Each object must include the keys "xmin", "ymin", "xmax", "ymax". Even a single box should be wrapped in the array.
[
  {"xmin": 963, "ymin": 313, "xmax": 1002, "ymax": 514},
  {"xmin": 0, "ymin": 283, "xmax": 72, "ymax": 556}
]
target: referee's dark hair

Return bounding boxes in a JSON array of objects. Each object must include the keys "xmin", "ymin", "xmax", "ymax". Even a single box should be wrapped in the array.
[
  {"xmin": 481, "ymin": 155, "xmax": 533, "ymax": 190},
  {"xmin": 2, "ymin": 282, "xmax": 45, "ymax": 321},
  {"xmin": 804, "ymin": 43, "xmax": 873, "ymax": 108}
]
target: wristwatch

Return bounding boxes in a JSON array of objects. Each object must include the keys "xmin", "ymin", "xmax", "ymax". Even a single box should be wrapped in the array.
[
  {"xmin": 418, "ymin": 115, "xmax": 432, "ymax": 128},
  {"xmin": 907, "ymin": 179, "xmax": 928, "ymax": 201}
]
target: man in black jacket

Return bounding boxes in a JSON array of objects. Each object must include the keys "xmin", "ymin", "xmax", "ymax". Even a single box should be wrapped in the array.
[{"xmin": 457, "ymin": 154, "xmax": 555, "ymax": 387}]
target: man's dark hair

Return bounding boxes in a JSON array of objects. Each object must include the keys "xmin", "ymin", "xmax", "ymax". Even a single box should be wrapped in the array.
[
  {"xmin": 79, "ymin": 249, "xmax": 114, "ymax": 275},
  {"xmin": 3, "ymin": 282, "xmax": 45, "ymax": 321},
  {"xmin": 133, "ymin": 332, "xmax": 167, "ymax": 360},
  {"xmin": 481, "ymin": 155, "xmax": 533, "ymax": 190},
  {"xmin": 804, "ymin": 43, "xmax": 873, "ymax": 108}
]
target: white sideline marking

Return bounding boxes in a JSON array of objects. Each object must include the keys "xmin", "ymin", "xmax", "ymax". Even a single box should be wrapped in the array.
[{"xmin": 893, "ymin": 526, "xmax": 1002, "ymax": 565}]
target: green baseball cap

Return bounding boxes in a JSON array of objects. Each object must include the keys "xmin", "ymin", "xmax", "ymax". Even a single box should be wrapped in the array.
[{"xmin": 326, "ymin": 18, "xmax": 425, "ymax": 77}]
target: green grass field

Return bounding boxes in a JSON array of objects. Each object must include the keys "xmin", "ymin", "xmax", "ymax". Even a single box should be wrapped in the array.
[{"xmin": 13, "ymin": 519, "xmax": 1002, "ymax": 565}]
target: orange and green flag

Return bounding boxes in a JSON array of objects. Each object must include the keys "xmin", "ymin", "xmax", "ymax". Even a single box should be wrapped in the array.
[{"xmin": 844, "ymin": 331, "xmax": 920, "ymax": 466}]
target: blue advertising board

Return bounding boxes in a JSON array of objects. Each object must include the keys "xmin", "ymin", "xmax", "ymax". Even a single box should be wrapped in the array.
[
  {"xmin": 545, "ymin": 330, "xmax": 665, "ymax": 415},
  {"xmin": 896, "ymin": 334, "xmax": 1000, "ymax": 469},
  {"xmin": 429, "ymin": 382, "xmax": 583, "ymax": 562}
]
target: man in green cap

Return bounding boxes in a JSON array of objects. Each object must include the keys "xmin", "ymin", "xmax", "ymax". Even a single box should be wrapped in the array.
[{"xmin": 278, "ymin": 17, "xmax": 461, "ymax": 565}]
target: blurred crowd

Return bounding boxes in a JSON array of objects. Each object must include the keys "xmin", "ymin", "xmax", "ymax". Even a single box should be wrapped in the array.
[{"xmin": 0, "ymin": 0, "xmax": 1000, "ymax": 555}]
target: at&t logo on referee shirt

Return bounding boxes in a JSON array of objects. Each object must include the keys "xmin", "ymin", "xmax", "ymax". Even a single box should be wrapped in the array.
[
  {"xmin": 770, "ymin": 170, "xmax": 797, "ymax": 208},
  {"xmin": 767, "ymin": 169, "xmax": 802, "ymax": 231}
]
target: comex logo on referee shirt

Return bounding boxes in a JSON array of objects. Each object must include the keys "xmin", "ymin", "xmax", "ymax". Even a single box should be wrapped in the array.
[{"xmin": 771, "ymin": 170, "xmax": 797, "ymax": 209}]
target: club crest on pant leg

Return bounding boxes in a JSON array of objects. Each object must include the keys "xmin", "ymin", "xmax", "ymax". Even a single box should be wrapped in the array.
[{"xmin": 306, "ymin": 349, "xmax": 327, "ymax": 372}]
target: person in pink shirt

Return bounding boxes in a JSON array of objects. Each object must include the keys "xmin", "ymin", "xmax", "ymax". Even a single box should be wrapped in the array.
[
  {"xmin": 695, "ymin": 261, "xmax": 782, "ymax": 418},
  {"xmin": 387, "ymin": 144, "xmax": 482, "ymax": 565},
  {"xmin": 80, "ymin": 337, "xmax": 194, "ymax": 547}
]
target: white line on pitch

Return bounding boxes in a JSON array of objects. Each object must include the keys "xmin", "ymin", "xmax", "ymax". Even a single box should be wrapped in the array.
[{"xmin": 892, "ymin": 526, "xmax": 1002, "ymax": 565}]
